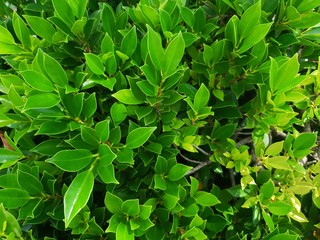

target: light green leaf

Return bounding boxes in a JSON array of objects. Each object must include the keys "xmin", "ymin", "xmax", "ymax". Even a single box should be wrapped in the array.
[
  {"xmin": 268, "ymin": 201, "xmax": 293, "ymax": 216},
  {"xmin": 52, "ymin": 0, "xmax": 74, "ymax": 27},
  {"xmin": 64, "ymin": 170, "xmax": 94, "ymax": 227},
  {"xmin": 105, "ymin": 192, "xmax": 123, "ymax": 214},
  {"xmin": 163, "ymin": 32, "xmax": 185, "ymax": 77},
  {"xmin": 20, "ymin": 70, "xmax": 55, "ymax": 92},
  {"xmin": 47, "ymin": 149, "xmax": 93, "ymax": 172},
  {"xmin": 12, "ymin": 12, "xmax": 31, "ymax": 48},
  {"xmin": 23, "ymin": 93, "xmax": 60, "ymax": 111},
  {"xmin": 24, "ymin": 15, "xmax": 56, "ymax": 42},
  {"xmin": 147, "ymin": 25, "xmax": 164, "ymax": 71},
  {"xmin": 42, "ymin": 51, "xmax": 68, "ymax": 87},
  {"xmin": 121, "ymin": 26, "xmax": 137, "ymax": 57},
  {"xmin": 193, "ymin": 83, "xmax": 210, "ymax": 112},
  {"xmin": 95, "ymin": 119, "xmax": 110, "ymax": 142},
  {"xmin": 266, "ymin": 156, "xmax": 291, "ymax": 170},
  {"xmin": 111, "ymin": 103, "xmax": 127, "ymax": 126},
  {"xmin": 97, "ymin": 161, "xmax": 118, "ymax": 184},
  {"xmin": 112, "ymin": 89, "xmax": 144, "ymax": 105},
  {"xmin": 116, "ymin": 222, "xmax": 134, "ymax": 240},
  {"xmin": 0, "ymin": 204, "xmax": 22, "ymax": 237},
  {"xmin": 238, "ymin": 23, "xmax": 272, "ymax": 54},
  {"xmin": 85, "ymin": 53, "xmax": 105, "ymax": 75},
  {"xmin": 193, "ymin": 191, "xmax": 220, "ymax": 206},
  {"xmin": 126, "ymin": 127, "xmax": 156, "ymax": 149},
  {"xmin": 167, "ymin": 164, "xmax": 192, "ymax": 181},
  {"xmin": 121, "ymin": 199, "xmax": 140, "ymax": 217},
  {"xmin": 0, "ymin": 25, "xmax": 15, "ymax": 44},
  {"xmin": 239, "ymin": 1, "xmax": 261, "ymax": 39}
]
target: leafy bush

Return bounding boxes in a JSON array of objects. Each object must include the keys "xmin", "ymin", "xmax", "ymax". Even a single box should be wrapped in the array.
[{"xmin": 0, "ymin": 0, "xmax": 320, "ymax": 239}]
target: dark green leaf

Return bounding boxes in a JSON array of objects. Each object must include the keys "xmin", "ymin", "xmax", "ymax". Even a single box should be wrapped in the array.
[{"xmin": 17, "ymin": 170, "xmax": 43, "ymax": 195}]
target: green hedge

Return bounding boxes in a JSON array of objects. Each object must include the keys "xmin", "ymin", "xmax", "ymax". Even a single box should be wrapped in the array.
[{"xmin": 0, "ymin": 0, "xmax": 320, "ymax": 239}]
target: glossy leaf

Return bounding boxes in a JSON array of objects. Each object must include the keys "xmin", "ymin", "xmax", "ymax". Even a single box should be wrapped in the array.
[
  {"xmin": 64, "ymin": 170, "xmax": 94, "ymax": 227},
  {"xmin": 0, "ymin": 189, "xmax": 30, "ymax": 209},
  {"xmin": 20, "ymin": 70, "xmax": 55, "ymax": 92},
  {"xmin": 85, "ymin": 53, "xmax": 105, "ymax": 75},
  {"xmin": 121, "ymin": 26, "xmax": 137, "ymax": 57},
  {"xmin": 126, "ymin": 127, "xmax": 156, "ymax": 149},
  {"xmin": 112, "ymin": 89, "xmax": 144, "ymax": 105},
  {"xmin": 146, "ymin": 25, "xmax": 164, "ymax": 71},
  {"xmin": 47, "ymin": 149, "xmax": 93, "ymax": 172},
  {"xmin": 23, "ymin": 93, "xmax": 60, "ymax": 111}
]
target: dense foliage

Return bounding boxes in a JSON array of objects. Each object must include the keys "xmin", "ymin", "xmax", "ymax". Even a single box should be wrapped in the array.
[{"xmin": 0, "ymin": 0, "xmax": 320, "ymax": 239}]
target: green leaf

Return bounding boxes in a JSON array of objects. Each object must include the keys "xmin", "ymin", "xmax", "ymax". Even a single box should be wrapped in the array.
[
  {"xmin": 82, "ymin": 93, "xmax": 97, "ymax": 119},
  {"xmin": 274, "ymin": 54, "xmax": 300, "ymax": 92},
  {"xmin": 112, "ymin": 89, "xmax": 144, "ymax": 105},
  {"xmin": 95, "ymin": 119, "xmax": 110, "ymax": 142},
  {"xmin": 0, "ymin": 149, "xmax": 23, "ymax": 163},
  {"xmin": 297, "ymin": 0, "xmax": 320, "ymax": 12},
  {"xmin": 267, "ymin": 201, "xmax": 293, "ymax": 216},
  {"xmin": 46, "ymin": 149, "xmax": 93, "ymax": 172},
  {"xmin": 17, "ymin": 170, "xmax": 43, "ymax": 195},
  {"xmin": 121, "ymin": 26, "xmax": 137, "ymax": 57},
  {"xmin": 180, "ymin": 7, "xmax": 194, "ymax": 29},
  {"xmin": 102, "ymin": 3, "xmax": 116, "ymax": 38},
  {"xmin": 12, "ymin": 12, "xmax": 31, "ymax": 48},
  {"xmin": 266, "ymin": 156, "xmax": 291, "ymax": 170},
  {"xmin": 163, "ymin": 32, "xmax": 185, "ymax": 77},
  {"xmin": 20, "ymin": 70, "xmax": 55, "ymax": 92},
  {"xmin": 36, "ymin": 121, "xmax": 69, "ymax": 135},
  {"xmin": 42, "ymin": 51, "xmax": 68, "ymax": 87},
  {"xmin": 101, "ymin": 33, "xmax": 114, "ymax": 54},
  {"xmin": 97, "ymin": 162, "xmax": 118, "ymax": 184},
  {"xmin": 23, "ymin": 93, "xmax": 60, "ymax": 111},
  {"xmin": 85, "ymin": 53, "xmax": 105, "ymax": 75},
  {"xmin": 146, "ymin": 25, "xmax": 164, "ymax": 71},
  {"xmin": 116, "ymin": 222, "xmax": 134, "ymax": 240},
  {"xmin": 80, "ymin": 125, "xmax": 99, "ymax": 147},
  {"xmin": 193, "ymin": 83, "xmax": 210, "ymax": 112},
  {"xmin": 260, "ymin": 179, "xmax": 274, "ymax": 199},
  {"xmin": 0, "ymin": 25, "xmax": 15, "ymax": 44},
  {"xmin": 293, "ymin": 133, "xmax": 316, "ymax": 151},
  {"xmin": 105, "ymin": 192, "xmax": 123, "ymax": 214},
  {"xmin": 126, "ymin": 127, "xmax": 156, "ymax": 149},
  {"xmin": 225, "ymin": 15, "xmax": 239, "ymax": 47},
  {"xmin": 155, "ymin": 156, "xmax": 168, "ymax": 174},
  {"xmin": 167, "ymin": 164, "xmax": 192, "ymax": 181},
  {"xmin": 193, "ymin": 191, "xmax": 220, "ymax": 206},
  {"xmin": 110, "ymin": 103, "xmax": 127, "ymax": 126},
  {"xmin": 239, "ymin": 1, "xmax": 261, "ymax": 39},
  {"xmin": 160, "ymin": 9, "xmax": 171, "ymax": 33},
  {"xmin": 64, "ymin": 170, "xmax": 94, "ymax": 227},
  {"xmin": 238, "ymin": 23, "xmax": 272, "ymax": 54},
  {"xmin": 121, "ymin": 199, "xmax": 140, "ymax": 217},
  {"xmin": 0, "ymin": 188, "xmax": 30, "ymax": 209},
  {"xmin": 52, "ymin": 0, "xmax": 74, "ymax": 27},
  {"xmin": 24, "ymin": 15, "xmax": 56, "ymax": 42},
  {"xmin": 265, "ymin": 141, "xmax": 283, "ymax": 156},
  {"xmin": 262, "ymin": 210, "xmax": 274, "ymax": 231},
  {"xmin": 0, "ymin": 204, "xmax": 22, "ymax": 237}
]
